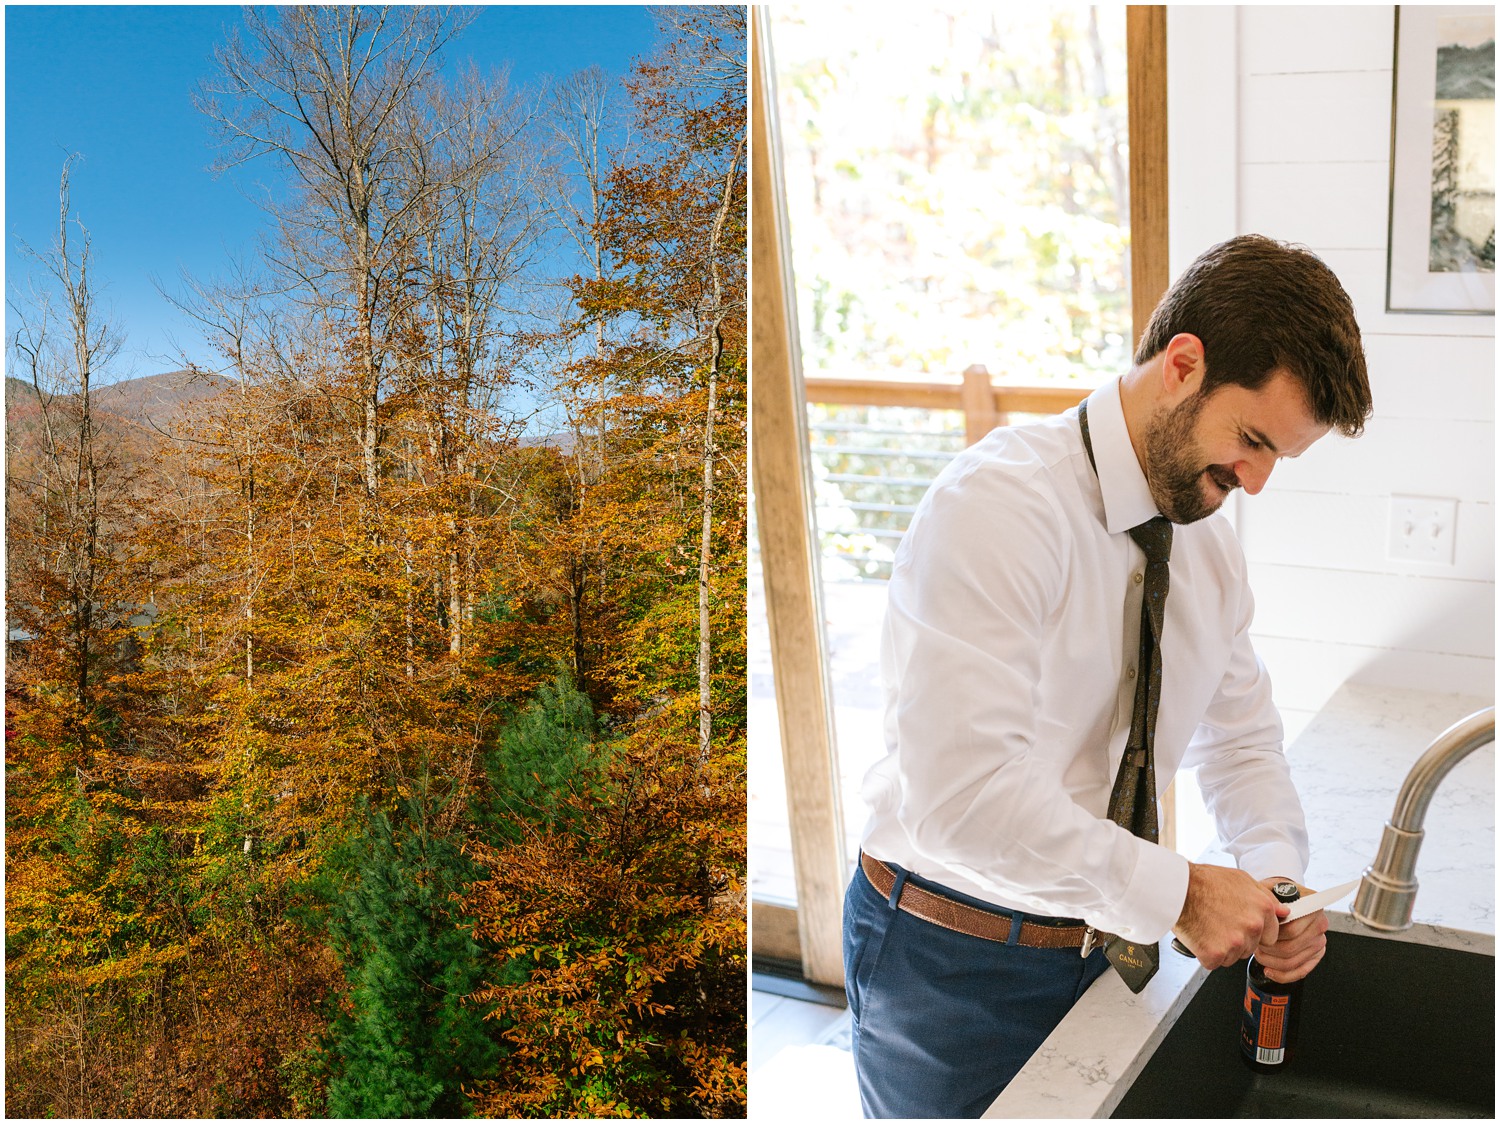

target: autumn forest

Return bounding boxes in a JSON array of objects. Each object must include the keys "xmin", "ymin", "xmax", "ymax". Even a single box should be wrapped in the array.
[{"xmin": 5, "ymin": 6, "xmax": 747, "ymax": 1117}]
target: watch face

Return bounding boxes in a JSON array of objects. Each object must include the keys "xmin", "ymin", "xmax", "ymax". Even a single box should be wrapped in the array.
[{"xmin": 1273, "ymin": 880, "xmax": 1301, "ymax": 902}]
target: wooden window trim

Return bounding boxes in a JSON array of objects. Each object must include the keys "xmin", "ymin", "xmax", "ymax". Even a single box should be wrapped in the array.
[
  {"xmin": 749, "ymin": 5, "xmax": 1171, "ymax": 981},
  {"xmin": 750, "ymin": 6, "xmax": 849, "ymax": 987}
]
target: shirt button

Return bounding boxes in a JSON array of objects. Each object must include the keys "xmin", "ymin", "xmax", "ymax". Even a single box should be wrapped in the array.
[
  {"xmin": 1127, "ymin": 666, "xmax": 1137, "ymax": 679},
  {"xmin": 1133, "ymin": 572, "xmax": 1144, "ymax": 584}
]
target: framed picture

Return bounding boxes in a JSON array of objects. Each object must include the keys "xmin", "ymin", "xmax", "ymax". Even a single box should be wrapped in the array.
[{"xmin": 1386, "ymin": 6, "xmax": 1495, "ymax": 314}]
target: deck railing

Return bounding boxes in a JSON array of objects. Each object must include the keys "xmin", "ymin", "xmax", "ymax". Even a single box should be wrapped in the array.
[{"xmin": 802, "ymin": 366, "xmax": 1091, "ymax": 581}]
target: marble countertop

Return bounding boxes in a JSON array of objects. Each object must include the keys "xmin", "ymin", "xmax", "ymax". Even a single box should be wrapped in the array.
[{"xmin": 985, "ymin": 683, "xmax": 1495, "ymax": 1119}]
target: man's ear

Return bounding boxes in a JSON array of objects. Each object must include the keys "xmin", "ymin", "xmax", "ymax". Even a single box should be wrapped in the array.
[{"xmin": 1160, "ymin": 333, "xmax": 1205, "ymax": 403}]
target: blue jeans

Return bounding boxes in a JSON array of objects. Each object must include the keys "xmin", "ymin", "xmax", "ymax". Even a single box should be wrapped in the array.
[{"xmin": 843, "ymin": 860, "xmax": 1110, "ymax": 1118}]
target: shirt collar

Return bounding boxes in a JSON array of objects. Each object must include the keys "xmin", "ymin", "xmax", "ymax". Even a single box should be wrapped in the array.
[{"xmin": 1082, "ymin": 378, "xmax": 1161, "ymax": 534}]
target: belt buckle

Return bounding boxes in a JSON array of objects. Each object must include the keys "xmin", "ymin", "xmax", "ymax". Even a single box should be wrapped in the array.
[{"xmin": 1080, "ymin": 926, "xmax": 1099, "ymax": 958}]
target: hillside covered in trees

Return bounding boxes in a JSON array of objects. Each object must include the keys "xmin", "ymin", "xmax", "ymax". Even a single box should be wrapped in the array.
[{"xmin": 5, "ymin": 6, "xmax": 746, "ymax": 1117}]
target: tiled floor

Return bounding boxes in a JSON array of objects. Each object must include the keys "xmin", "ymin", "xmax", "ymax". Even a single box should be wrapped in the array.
[
  {"xmin": 750, "ymin": 989, "xmax": 850, "ymax": 1071},
  {"xmin": 749, "ymin": 988, "xmax": 861, "ymax": 1117}
]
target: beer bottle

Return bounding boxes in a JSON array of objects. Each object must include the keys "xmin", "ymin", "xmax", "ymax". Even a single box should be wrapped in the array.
[{"xmin": 1239, "ymin": 880, "xmax": 1303, "ymax": 1073}]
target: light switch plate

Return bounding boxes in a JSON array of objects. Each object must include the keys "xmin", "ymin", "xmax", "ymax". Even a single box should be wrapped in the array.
[{"xmin": 1388, "ymin": 495, "xmax": 1458, "ymax": 564}]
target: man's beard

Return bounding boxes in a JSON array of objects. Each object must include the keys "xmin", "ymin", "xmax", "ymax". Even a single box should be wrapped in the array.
[{"xmin": 1141, "ymin": 390, "xmax": 1238, "ymax": 524}]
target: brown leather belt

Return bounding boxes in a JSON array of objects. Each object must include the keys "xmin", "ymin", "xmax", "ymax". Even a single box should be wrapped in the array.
[{"xmin": 860, "ymin": 852, "xmax": 1090, "ymax": 949}]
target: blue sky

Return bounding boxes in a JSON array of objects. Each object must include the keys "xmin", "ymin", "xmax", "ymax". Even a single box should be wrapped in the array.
[{"xmin": 4, "ymin": 4, "xmax": 662, "ymax": 381}]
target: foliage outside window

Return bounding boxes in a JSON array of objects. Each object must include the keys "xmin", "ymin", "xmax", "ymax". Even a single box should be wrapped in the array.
[{"xmin": 771, "ymin": 3, "xmax": 1131, "ymax": 384}]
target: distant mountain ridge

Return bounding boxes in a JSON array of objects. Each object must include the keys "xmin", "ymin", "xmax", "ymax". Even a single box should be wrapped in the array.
[
  {"xmin": 8, "ymin": 369, "xmax": 576, "ymax": 452},
  {"xmin": 94, "ymin": 369, "xmax": 236, "ymax": 428},
  {"xmin": 6, "ymin": 368, "xmax": 234, "ymax": 432}
]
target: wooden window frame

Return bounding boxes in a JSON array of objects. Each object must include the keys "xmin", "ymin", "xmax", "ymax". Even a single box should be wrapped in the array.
[{"xmin": 749, "ymin": 5, "xmax": 1171, "ymax": 986}]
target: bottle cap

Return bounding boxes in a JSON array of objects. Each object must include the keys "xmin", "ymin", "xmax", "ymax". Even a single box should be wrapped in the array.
[{"xmin": 1271, "ymin": 880, "xmax": 1301, "ymax": 904}]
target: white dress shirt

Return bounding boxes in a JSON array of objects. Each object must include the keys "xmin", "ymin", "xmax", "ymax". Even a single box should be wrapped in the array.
[{"xmin": 860, "ymin": 377, "xmax": 1309, "ymax": 943}]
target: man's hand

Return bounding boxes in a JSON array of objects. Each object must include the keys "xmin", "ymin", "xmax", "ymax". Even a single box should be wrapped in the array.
[
  {"xmin": 1250, "ymin": 876, "xmax": 1329, "ymax": 984},
  {"xmin": 1173, "ymin": 862, "xmax": 1285, "ymax": 971}
]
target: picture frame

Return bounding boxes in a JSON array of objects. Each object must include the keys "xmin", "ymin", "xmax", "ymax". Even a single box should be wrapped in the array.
[{"xmin": 1386, "ymin": 5, "xmax": 1496, "ymax": 315}]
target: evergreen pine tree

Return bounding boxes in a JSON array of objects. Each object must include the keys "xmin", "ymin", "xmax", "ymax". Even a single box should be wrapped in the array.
[
  {"xmin": 323, "ymin": 798, "xmax": 500, "ymax": 1118},
  {"xmin": 479, "ymin": 674, "xmax": 600, "ymax": 842}
]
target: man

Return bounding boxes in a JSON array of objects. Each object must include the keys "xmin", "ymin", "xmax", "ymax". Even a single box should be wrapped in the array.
[{"xmin": 844, "ymin": 235, "xmax": 1373, "ymax": 1119}]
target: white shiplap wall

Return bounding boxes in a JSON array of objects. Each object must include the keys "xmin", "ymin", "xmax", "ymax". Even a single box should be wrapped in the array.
[{"xmin": 1168, "ymin": 6, "xmax": 1495, "ymax": 716}]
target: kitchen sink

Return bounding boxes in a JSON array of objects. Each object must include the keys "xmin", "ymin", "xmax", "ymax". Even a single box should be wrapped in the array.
[{"xmin": 1112, "ymin": 929, "xmax": 1494, "ymax": 1118}]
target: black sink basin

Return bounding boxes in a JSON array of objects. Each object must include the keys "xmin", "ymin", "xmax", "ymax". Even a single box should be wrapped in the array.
[{"xmin": 1112, "ymin": 929, "xmax": 1494, "ymax": 1118}]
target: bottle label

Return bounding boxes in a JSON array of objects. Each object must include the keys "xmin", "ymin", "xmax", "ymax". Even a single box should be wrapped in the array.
[{"xmin": 1241, "ymin": 981, "xmax": 1290, "ymax": 1065}]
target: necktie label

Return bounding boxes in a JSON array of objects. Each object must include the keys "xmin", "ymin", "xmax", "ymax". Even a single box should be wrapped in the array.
[{"xmin": 1103, "ymin": 934, "xmax": 1160, "ymax": 992}]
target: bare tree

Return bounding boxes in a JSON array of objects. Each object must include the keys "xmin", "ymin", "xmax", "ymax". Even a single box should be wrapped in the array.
[
  {"xmin": 198, "ymin": 6, "xmax": 470, "ymax": 515},
  {"xmin": 157, "ymin": 259, "xmax": 279, "ymax": 686},
  {"xmin": 7, "ymin": 155, "xmax": 126, "ymax": 728},
  {"xmin": 395, "ymin": 64, "xmax": 545, "ymax": 655},
  {"xmin": 546, "ymin": 66, "xmax": 628, "ymax": 350},
  {"xmin": 539, "ymin": 66, "xmax": 633, "ymax": 690},
  {"xmin": 544, "ymin": 65, "xmax": 634, "ymax": 481}
]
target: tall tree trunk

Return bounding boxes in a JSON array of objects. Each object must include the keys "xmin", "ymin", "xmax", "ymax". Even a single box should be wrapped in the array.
[
  {"xmin": 570, "ymin": 559, "xmax": 587, "ymax": 697},
  {"xmin": 448, "ymin": 527, "xmax": 463, "ymax": 655},
  {"xmin": 404, "ymin": 538, "xmax": 416, "ymax": 679},
  {"xmin": 56, "ymin": 159, "xmax": 103, "ymax": 725},
  {"xmin": 245, "ymin": 461, "xmax": 255, "ymax": 685},
  {"xmin": 696, "ymin": 340, "xmax": 718, "ymax": 769},
  {"xmin": 697, "ymin": 140, "xmax": 744, "ymax": 771}
]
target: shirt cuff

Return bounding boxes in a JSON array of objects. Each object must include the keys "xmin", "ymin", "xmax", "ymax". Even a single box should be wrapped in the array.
[
  {"xmin": 1101, "ymin": 838, "xmax": 1191, "ymax": 943},
  {"xmin": 1237, "ymin": 843, "xmax": 1309, "ymax": 887}
]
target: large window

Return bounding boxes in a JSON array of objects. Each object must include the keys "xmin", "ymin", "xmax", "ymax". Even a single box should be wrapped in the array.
[{"xmin": 752, "ymin": 6, "xmax": 1155, "ymax": 978}]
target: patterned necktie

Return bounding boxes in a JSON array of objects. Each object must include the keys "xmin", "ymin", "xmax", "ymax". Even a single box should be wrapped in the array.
[
  {"xmin": 1110, "ymin": 515, "xmax": 1171, "ymax": 843},
  {"xmin": 1078, "ymin": 400, "xmax": 1170, "ymax": 992}
]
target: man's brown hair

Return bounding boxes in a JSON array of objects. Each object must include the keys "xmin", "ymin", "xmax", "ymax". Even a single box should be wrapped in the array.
[{"xmin": 1135, "ymin": 234, "xmax": 1373, "ymax": 437}]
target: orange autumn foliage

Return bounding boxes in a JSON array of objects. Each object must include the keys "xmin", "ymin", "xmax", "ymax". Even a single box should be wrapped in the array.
[{"xmin": 7, "ymin": 7, "xmax": 746, "ymax": 1118}]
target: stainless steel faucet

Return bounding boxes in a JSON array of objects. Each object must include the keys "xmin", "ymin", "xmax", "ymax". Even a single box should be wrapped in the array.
[{"xmin": 1352, "ymin": 706, "xmax": 1496, "ymax": 932}]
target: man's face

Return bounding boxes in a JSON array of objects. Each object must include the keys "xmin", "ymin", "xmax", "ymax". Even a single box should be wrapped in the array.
[{"xmin": 1142, "ymin": 370, "xmax": 1330, "ymax": 524}]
